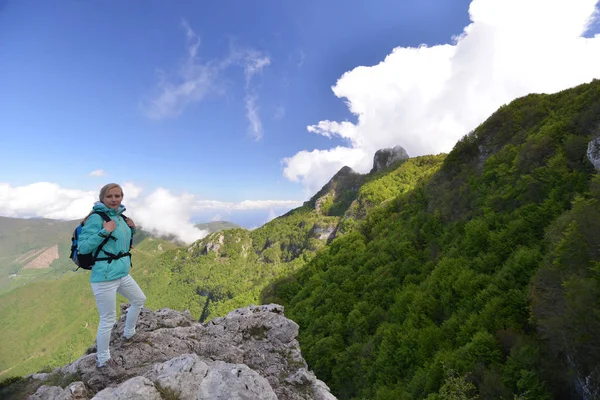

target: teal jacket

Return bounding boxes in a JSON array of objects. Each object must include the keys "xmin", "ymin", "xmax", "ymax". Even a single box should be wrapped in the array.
[{"xmin": 78, "ymin": 202, "xmax": 135, "ymax": 283}]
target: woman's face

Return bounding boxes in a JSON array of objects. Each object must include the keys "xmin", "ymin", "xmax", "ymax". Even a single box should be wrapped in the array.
[{"xmin": 102, "ymin": 187, "xmax": 123, "ymax": 210}]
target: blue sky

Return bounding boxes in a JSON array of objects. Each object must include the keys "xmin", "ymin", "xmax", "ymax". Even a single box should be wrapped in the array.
[{"xmin": 1, "ymin": 0, "xmax": 599, "ymax": 241}]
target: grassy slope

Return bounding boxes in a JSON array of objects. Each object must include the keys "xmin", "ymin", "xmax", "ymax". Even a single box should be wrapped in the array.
[
  {"xmin": 0, "ymin": 238, "xmax": 173, "ymax": 380},
  {"xmin": 0, "ymin": 217, "xmax": 75, "ymax": 293}
]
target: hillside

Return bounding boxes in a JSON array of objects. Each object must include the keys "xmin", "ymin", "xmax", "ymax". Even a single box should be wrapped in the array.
[
  {"xmin": 0, "ymin": 217, "xmax": 235, "ymax": 294},
  {"xmin": 0, "ymin": 217, "xmax": 75, "ymax": 294},
  {"xmin": 134, "ymin": 154, "xmax": 444, "ymax": 323},
  {"xmin": 195, "ymin": 220, "xmax": 240, "ymax": 232},
  {"xmin": 0, "ymin": 237, "xmax": 173, "ymax": 380},
  {"xmin": 2, "ymin": 80, "xmax": 600, "ymax": 399},
  {"xmin": 272, "ymin": 80, "xmax": 600, "ymax": 399}
]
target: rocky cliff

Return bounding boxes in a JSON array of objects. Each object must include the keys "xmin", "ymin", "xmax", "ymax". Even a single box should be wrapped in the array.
[
  {"xmin": 2, "ymin": 304, "xmax": 336, "ymax": 400},
  {"xmin": 370, "ymin": 145, "xmax": 409, "ymax": 173}
]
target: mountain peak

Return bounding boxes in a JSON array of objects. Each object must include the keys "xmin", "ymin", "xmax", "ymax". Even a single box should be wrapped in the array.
[
  {"xmin": 370, "ymin": 145, "xmax": 409, "ymax": 173},
  {"xmin": 306, "ymin": 165, "xmax": 364, "ymax": 216}
]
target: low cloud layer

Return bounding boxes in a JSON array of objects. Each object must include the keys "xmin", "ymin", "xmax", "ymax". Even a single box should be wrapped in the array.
[
  {"xmin": 283, "ymin": 0, "xmax": 600, "ymax": 195},
  {"xmin": 0, "ymin": 182, "xmax": 302, "ymax": 244}
]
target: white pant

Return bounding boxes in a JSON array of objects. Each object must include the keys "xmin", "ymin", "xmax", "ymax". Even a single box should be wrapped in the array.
[{"xmin": 91, "ymin": 274, "xmax": 146, "ymax": 365}]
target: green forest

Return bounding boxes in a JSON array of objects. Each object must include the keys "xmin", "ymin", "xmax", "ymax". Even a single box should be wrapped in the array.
[
  {"xmin": 136, "ymin": 80, "xmax": 600, "ymax": 399},
  {"xmin": 271, "ymin": 80, "xmax": 600, "ymax": 399},
  {"xmin": 1, "ymin": 80, "xmax": 600, "ymax": 399}
]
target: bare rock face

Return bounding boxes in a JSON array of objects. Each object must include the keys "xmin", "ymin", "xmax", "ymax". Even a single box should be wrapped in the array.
[
  {"xmin": 370, "ymin": 145, "xmax": 409, "ymax": 173},
  {"xmin": 587, "ymin": 137, "xmax": 600, "ymax": 170},
  {"xmin": 19, "ymin": 304, "xmax": 336, "ymax": 400},
  {"xmin": 310, "ymin": 222, "xmax": 336, "ymax": 241}
]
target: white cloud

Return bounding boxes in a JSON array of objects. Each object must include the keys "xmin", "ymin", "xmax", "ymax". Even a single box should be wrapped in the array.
[
  {"xmin": 283, "ymin": 146, "xmax": 369, "ymax": 195},
  {"xmin": 283, "ymin": 0, "xmax": 600, "ymax": 193},
  {"xmin": 242, "ymin": 51, "xmax": 271, "ymax": 140},
  {"xmin": 121, "ymin": 181, "xmax": 143, "ymax": 200},
  {"xmin": 127, "ymin": 187, "xmax": 209, "ymax": 244},
  {"xmin": 142, "ymin": 20, "xmax": 271, "ymax": 139},
  {"xmin": 142, "ymin": 21, "xmax": 217, "ymax": 120},
  {"xmin": 0, "ymin": 182, "xmax": 302, "ymax": 244},
  {"xmin": 243, "ymin": 53, "xmax": 271, "ymax": 83},
  {"xmin": 89, "ymin": 169, "xmax": 105, "ymax": 177},
  {"xmin": 245, "ymin": 93, "xmax": 263, "ymax": 140},
  {"xmin": 0, "ymin": 182, "xmax": 95, "ymax": 220}
]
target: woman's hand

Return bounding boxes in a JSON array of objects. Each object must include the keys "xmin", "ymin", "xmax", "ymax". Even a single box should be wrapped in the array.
[
  {"xmin": 125, "ymin": 218, "xmax": 136, "ymax": 229},
  {"xmin": 104, "ymin": 220, "xmax": 116, "ymax": 232}
]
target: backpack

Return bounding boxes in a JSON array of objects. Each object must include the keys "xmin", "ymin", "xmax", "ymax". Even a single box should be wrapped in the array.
[{"xmin": 70, "ymin": 211, "xmax": 133, "ymax": 271}]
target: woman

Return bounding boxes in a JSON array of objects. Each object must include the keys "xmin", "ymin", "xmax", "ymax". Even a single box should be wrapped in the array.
[{"xmin": 77, "ymin": 183, "xmax": 146, "ymax": 369}]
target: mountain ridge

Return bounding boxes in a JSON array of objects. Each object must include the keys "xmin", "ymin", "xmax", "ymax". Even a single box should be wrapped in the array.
[
  {"xmin": 2, "ymin": 80, "xmax": 600, "ymax": 399},
  {"xmin": 273, "ymin": 79, "xmax": 600, "ymax": 399}
]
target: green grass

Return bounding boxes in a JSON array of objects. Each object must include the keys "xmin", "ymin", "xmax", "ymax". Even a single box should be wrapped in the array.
[
  {"xmin": 0, "ymin": 239, "xmax": 174, "ymax": 381},
  {"xmin": 0, "ymin": 272, "xmax": 96, "ymax": 378}
]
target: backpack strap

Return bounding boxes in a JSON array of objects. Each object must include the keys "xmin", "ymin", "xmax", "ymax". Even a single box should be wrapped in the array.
[
  {"xmin": 120, "ymin": 213, "xmax": 135, "ymax": 250},
  {"xmin": 95, "ymin": 211, "xmax": 112, "ymax": 223},
  {"xmin": 120, "ymin": 213, "xmax": 134, "ymax": 268},
  {"xmin": 91, "ymin": 211, "xmax": 116, "ymax": 262},
  {"xmin": 88, "ymin": 211, "xmax": 135, "ymax": 268},
  {"xmin": 96, "ymin": 250, "xmax": 132, "ymax": 263}
]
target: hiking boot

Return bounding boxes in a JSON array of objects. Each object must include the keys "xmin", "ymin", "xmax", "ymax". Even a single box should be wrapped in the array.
[
  {"xmin": 121, "ymin": 335, "xmax": 135, "ymax": 348},
  {"xmin": 121, "ymin": 332, "xmax": 149, "ymax": 347},
  {"xmin": 96, "ymin": 357, "xmax": 119, "ymax": 371}
]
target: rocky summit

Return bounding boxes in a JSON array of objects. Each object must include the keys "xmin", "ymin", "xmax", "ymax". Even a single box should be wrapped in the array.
[{"xmin": 10, "ymin": 304, "xmax": 336, "ymax": 400}]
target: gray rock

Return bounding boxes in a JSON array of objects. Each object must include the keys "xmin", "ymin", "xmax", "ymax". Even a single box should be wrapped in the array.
[
  {"xmin": 587, "ymin": 137, "xmax": 600, "ymax": 170},
  {"xmin": 28, "ymin": 385, "xmax": 71, "ymax": 400},
  {"xmin": 197, "ymin": 360, "xmax": 277, "ymax": 400},
  {"xmin": 371, "ymin": 145, "xmax": 409, "ymax": 173},
  {"xmin": 25, "ymin": 304, "xmax": 336, "ymax": 400},
  {"xmin": 68, "ymin": 382, "xmax": 88, "ymax": 399},
  {"xmin": 92, "ymin": 376, "xmax": 161, "ymax": 400},
  {"xmin": 29, "ymin": 373, "xmax": 51, "ymax": 381},
  {"xmin": 144, "ymin": 354, "xmax": 208, "ymax": 399},
  {"xmin": 311, "ymin": 223, "xmax": 336, "ymax": 241}
]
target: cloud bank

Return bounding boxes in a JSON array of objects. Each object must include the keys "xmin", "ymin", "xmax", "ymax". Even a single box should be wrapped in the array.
[
  {"xmin": 283, "ymin": 0, "xmax": 600, "ymax": 195},
  {"xmin": 0, "ymin": 182, "xmax": 302, "ymax": 244}
]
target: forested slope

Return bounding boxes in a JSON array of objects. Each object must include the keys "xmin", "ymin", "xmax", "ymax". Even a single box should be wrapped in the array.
[{"xmin": 272, "ymin": 80, "xmax": 600, "ymax": 399}]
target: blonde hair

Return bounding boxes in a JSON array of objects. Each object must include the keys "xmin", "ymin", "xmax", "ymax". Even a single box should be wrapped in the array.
[
  {"xmin": 81, "ymin": 183, "xmax": 124, "ymax": 223},
  {"xmin": 99, "ymin": 183, "xmax": 123, "ymax": 202}
]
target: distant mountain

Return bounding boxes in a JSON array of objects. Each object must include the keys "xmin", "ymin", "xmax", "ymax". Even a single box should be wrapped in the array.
[
  {"xmin": 0, "ymin": 217, "xmax": 238, "ymax": 294},
  {"xmin": 0, "ymin": 216, "xmax": 75, "ymax": 293},
  {"xmin": 195, "ymin": 220, "xmax": 241, "ymax": 232}
]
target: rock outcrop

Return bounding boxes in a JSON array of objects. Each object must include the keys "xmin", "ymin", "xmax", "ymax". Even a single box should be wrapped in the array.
[
  {"xmin": 370, "ymin": 145, "xmax": 409, "ymax": 173},
  {"xmin": 9, "ymin": 304, "xmax": 336, "ymax": 400},
  {"xmin": 588, "ymin": 136, "xmax": 600, "ymax": 171}
]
